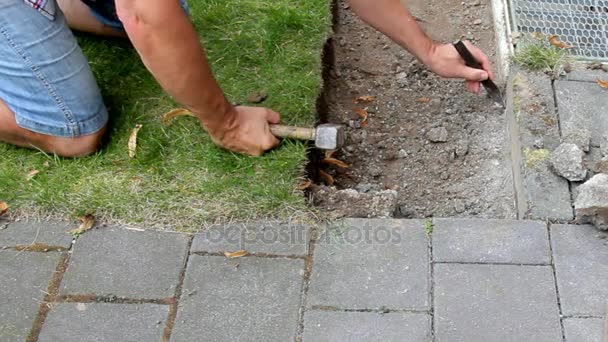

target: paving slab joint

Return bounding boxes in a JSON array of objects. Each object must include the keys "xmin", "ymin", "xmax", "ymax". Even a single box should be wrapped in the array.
[
  {"xmin": 547, "ymin": 223, "xmax": 567, "ymax": 341},
  {"xmin": 429, "ymin": 219, "xmax": 436, "ymax": 342},
  {"xmin": 162, "ymin": 235, "xmax": 194, "ymax": 342},
  {"xmin": 434, "ymin": 261, "xmax": 551, "ymax": 266},
  {"xmin": 294, "ymin": 225, "xmax": 320, "ymax": 342},
  {"xmin": 26, "ymin": 251, "xmax": 71, "ymax": 342},
  {"xmin": 190, "ymin": 251, "xmax": 305, "ymax": 260},
  {"xmin": 309, "ymin": 305, "xmax": 430, "ymax": 314},
  {"xmin": 57, "ymin": 294, "xmax": 175, "ymax": 305}
]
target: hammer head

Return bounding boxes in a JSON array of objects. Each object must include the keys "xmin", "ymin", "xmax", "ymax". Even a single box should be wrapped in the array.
[{"xmin": 315, "ymin": 124, "xmax": 346, "ymax": 150}]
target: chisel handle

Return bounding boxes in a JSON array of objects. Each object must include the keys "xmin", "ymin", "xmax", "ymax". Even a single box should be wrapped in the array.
[{"xmin": 270, "ymin": 125, "xmax": 316, "ymax": 141}]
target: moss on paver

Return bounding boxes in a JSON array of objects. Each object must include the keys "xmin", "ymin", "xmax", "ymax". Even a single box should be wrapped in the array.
[{"xmin": 0, "ymin": 0, "xmax": 332, "ymax": 229}]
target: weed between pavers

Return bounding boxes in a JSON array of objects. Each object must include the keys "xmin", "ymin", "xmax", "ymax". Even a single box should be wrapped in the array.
[{"xmin": 512, "ymin": 34, "xmax": 572, "ymax": 79}]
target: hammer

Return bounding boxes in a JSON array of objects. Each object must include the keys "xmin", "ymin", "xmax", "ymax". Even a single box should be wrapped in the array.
[{"xmin": 270, "ymin": 123, "xmax": 345, "ymax": 150}]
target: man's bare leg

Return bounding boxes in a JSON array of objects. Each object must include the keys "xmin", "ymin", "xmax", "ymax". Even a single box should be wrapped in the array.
[
  {"xmin": 58, "ymin": 0, "xmax": 126, "ymax": 37},
  {"xmin": 0, "ymin": 99, "xmax": 105, "ymax": 157}
]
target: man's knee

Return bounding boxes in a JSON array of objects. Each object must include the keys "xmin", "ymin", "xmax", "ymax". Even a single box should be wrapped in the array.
[{"xmin": 50, "ymin": 126, "xmax": 106, "ymax": 158}]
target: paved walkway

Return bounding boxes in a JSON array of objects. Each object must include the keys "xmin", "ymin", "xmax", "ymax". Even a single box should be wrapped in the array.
[{"xmin": 1, "ymin": 218, "xmax": 606, "ymax": 341}]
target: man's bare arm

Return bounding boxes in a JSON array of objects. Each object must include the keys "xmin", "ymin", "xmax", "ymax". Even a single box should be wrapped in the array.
[
  {"xmin": 115, "ymin": 0, "xmax": 279, "ymax": 155},
  {"xmin": 347, "ymin": 0, "xmax": 494, "ymax": 92}
]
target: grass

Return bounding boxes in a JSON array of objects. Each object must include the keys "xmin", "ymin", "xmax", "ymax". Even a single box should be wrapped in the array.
[
  {"xmin": 512, "ymin": 33, "xmax": 571, "ymax": 78},
  {"xmin": 0, "ymin": 0, "xmax": 332, "ymax": 230}
]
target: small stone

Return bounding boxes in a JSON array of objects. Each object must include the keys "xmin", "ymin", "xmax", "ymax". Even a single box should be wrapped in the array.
[
  {"xmin": 455, "ymin": 139, "xmax": 469, "ymax": 157},
  {"xmin": 427, "ymin": 127, "xmax": 449, "ymax": 143},
  {"xmin": 601, "ymin": 135, "xmax": 608, "ymax": 157},
  {"xmin": 246, "ymin": 91, "xmax": 268, "ymax": 104},
  {"xmin": 563, "ymin": 124, "xmax": 591, "ymax": 153},
  {"xmin": 369, "ymin": 166, "xmax": 383, "ymax": 177},
  {"xmin": 473, "ymin": 19, "xmax": 482, "ymax": 25},
  {"xmin": 396, "ymin": 72, "xmax": 408, "ymax": 88},
  {"xmin": 596, "ymin": 157, "xmax": 608, "ymax": 174},
  {"xmin": 575, "ymin": 174, "xmax": 608, "ymax": 231},
  {"xmin": 398, "ymin": 149, "xmax": 408, "ymax": 159},
  {"xmin": 454, "ymin": 200, "xmax": 466, "ymax": 213},
  {"xmin": 356, "ymin": 183, "xmax": 377, "ymax": 193},
  {"xmin": 550, "ymin": 143, "xmax": 587, "ymax": 182}
]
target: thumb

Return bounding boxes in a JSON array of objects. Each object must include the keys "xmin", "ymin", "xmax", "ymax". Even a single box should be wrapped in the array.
[
  {"xmin": 265, "ymin": 109, "xmax": 281, "ymax": 124},
  {"xmin": 461, "ymin": 67, "xmax": 488, "ymax": 82}
]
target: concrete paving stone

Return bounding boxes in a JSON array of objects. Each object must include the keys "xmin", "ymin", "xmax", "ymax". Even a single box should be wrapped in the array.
[
  {"xmin": 433, "ymin": 219, "xmax": 551, "ymax": 264},
  {"xmin": 0, "ymin": 250, "xmax": 61, "ymax": 342},
  {"xmin": 556, "ymin": 80, "xmax": 608, "ymax": 147},
  {"xmin": 564, "ymin": 67, "xmax": 608, "ymax": 83},
  {"xmin": 191, "ymin": 221, "xmax": 310, "ymax": 256},
  {"xmin": 0, "ymin": 221, "xmax": 73, "ymax": 248},
  {"xmin": 562, "ymin": 318, "xmax": 604, "ymax": 342},
  {"xmin": 308, "ymin": 219, "xmax": 429, "ymax": 310},
  {"xmin": 38, "ymin": 303, "xmax": 168, "ymax": 342},
  {"xmin": 302, "ymin": 311, "xmax": 431, "ymax": 342},
  {"xmin": 551, "ymin": 224, "xmax": 608, "ymax": 316},
  {"xmin": 61, "ymin": 228, "xmax": 189, "ymax": 299},
  {"xmin": 510, "ymin": 69, "xmax": 574, "ymax": 221},
  {"xmin": 434, "ymin": 264, "xmax": 562, "ymax": 342},
  {"xmin": 172, "ymin": 255, "xmax": 304, "ymax": 342}
]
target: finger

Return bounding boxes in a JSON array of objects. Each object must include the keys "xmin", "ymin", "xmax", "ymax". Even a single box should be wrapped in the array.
[
  {"xmin": 264, "ymin": 133, "xmax": 281, "ymax": 150},
  {"xmin": 464, "ymin": 41, "xmax": 495, "ymax": 80},
  {"xmin": 461, "ymin": 66, "xmax": 488, "ymax": 82},
  {"xmin": 465, "ymin": 80, "xmax": 481, "ymax": 93},
  {"xmin": 265, "ymin": 109, "xmax": 281, "ymax": 124}
]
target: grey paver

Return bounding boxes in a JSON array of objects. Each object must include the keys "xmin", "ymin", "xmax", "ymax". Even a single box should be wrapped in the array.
[
  {"xmin": 562, "ymin": 318, "xmax": 604, "ymax": 342},
  {"xmin": 38, "ymin": 303, "xmax": 168, "ymax": 342},
  {"xmin": 308, "ymin": 219, "xmax": 429, "ymax": 310},
  {"xmin": 433, "ymin": 219, "xmax": 551, "ymax": 264},
  {"xmin": 0, "ymin": 221, "xmax": 73, "ymax": 248},
  {"xmin": 556, "ymin": 80, "xmax": 608, "ymax": 147},
  {"xmin": 61, "ymin": 228, "xmax": 189, "ymax": 299},
  {"xmin": 172, "ymin": 255, "xmax": 304, "ymax": 342},
  {"xmin": 434, "ymin": 264, "xmax": 562, "ymax": 342},
  {"xmin": 191, "ymin": 221, "xmax": 310, "ymax": 256},
  {"xmin": 509, "ymin": 69, "xmax": 573, "ymax": 221},
  {"xmin": 564, "ymin": 67, "xmax": 608, "ymax": 83},
  {"xmin": 551, "ymin": 224, "xmax": 608, "ymax": 316},
  {"xmin": 0, "ymin": 251, "xmax": 61, "ymax": 342},
  {"xmin": 303, "ymin": 311, "xmax": 431, "ymax": 342}
]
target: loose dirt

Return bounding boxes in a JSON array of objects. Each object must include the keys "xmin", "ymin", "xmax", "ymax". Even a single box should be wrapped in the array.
[{"xmin": 312, "ymin": 0, "xmax": 517, "ymax": 219}]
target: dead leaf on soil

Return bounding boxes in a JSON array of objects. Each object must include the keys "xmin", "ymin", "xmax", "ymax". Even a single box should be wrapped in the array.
[
  {"xmin": 355, "ymin": 108, "xmax": 369, "ymax": 127},
  {"xmin": 162, "ymin": 108, "xmax": 196, "ymax": 125},
  {"xmin": 128, "ymin": 124, "xmax": 143, "ymax": 159},
  {"xmin": 67, "ymin": 214, "xmax": 96, "ymax": 236},
  {"xmin": 597, "ymin": 79, "xmax": 608, "ymax": 89},
  {"xmin": 26, "ymin": 170, "xmax": 40, "ymax": 181},
  {"xmin": 0, "ymin": 201, "xmax": 8, "ymax": 216},
  {"xmin": 321, "ymin": 158, "xmax": 349, "ymax": 169},
  {"xmin": 319, "ymin": 170, "xmax": 335, "ymax": 186},
  {"xmin": 297, "ymin": 179, "xmax": 312, "ymax": 190},
  {"xmin": 355, "ymin": 95, "xmax": 376, "ymax": 103},
  {"xmin": 223, "ymin": 250, "xmax": 248, "ymax": 259},
  {"xmin": 417, "ymin": 97, "xmax": 431, "ymax": 103},
  {"xmin": 548, "ymin": 34, "xmax": 573, "ymax": 49},
  {"xmin": 325, "ymin": 150, "xmax": 337, "ymax": 159}
]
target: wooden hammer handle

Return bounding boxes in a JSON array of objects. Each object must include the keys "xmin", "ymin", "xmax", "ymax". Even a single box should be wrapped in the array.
[{"xmin": 270, "ymin": 125, "xmax": 315, "ymax": 141}]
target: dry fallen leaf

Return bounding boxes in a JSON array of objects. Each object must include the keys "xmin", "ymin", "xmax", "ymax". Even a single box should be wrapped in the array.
[
  {"xmin": 319, "ymin": 170, "xmax": 335, "ymax": 186},
  {"xmin": 128, "ymin": 124, "xmax": 143, "ymax": 159},
  {"xmin": 321, "ymin": 158, "xmax": 349, "ymax": 169},
  {"xmin": 297, "ymin": 179, "xmax": 313, "ymax": 190},
  {"xmin": 597, "ymin": 78, "xmax": 608, "ymax": 89},
  {"xmin": 417, "ymin": 97, "xmax": 431, "ymax": 103},
  {"xmin": 0, "ymin": 201, "xmax": 8, "ymax": 216},
  {"xmin": 355, "ymin": 108, "xmax": 369, "ymax": 127},
  {"xmin": 548, "ymin": 34, "xmax": 573, "ymax": 49},
  {"xmin": 11, "ymin": 243, "xmax": 66, "ymax": 253},
  {"xmin": 43, "ymin": 161, "xmax": 50, "ymax": 168},
  {"xmin": 325, "ymin": 150, "xmax": 337, "ymax": 159},
  {"xmin": 26, "ymin": 170, "xmax": 40, "ymax": 181},
  {"xmin": 246, "ymin": 91, "xmax": 268, "ymax": 104},
  {"xmin": 223, "ymin": 250, "xmax": 248, "ymax": 259},
  {"xmin": 355, "ymin": 95, "xmax": 376, "ymax": 103},
  {"xmin": 67, "ymin": 214, "xmax": 96, "ymax": 236},
  {"xmin": 162, "ymin": 108, "xmax": 196, "ymax": 125}
]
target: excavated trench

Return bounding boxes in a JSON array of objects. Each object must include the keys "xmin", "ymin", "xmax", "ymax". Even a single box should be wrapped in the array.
[{"xmin": 306, "ymin": 0, "xmax": 518, "ymax": 219}]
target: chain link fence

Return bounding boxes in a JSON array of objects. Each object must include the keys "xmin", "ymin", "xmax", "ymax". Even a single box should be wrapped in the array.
[{"xmin": 510, "ymin": 0, "xmax": 608, "ymax": 60}]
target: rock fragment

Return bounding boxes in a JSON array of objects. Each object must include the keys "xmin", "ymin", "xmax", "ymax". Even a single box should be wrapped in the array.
[
  {"xmin": 575, "ymin": 174, "xmax": 608, "ymax": 231},
  {"xmin": 601, "ymin": 135, "xmax": 608, "ymax": 157},
  {"xmin": 549, "ymin": 143, "xmax": 587, "ymax": 182},
  {"xmin": 312, "ymin": 186, "xmax": 398, "ymax": 218},
  {"xmin": 563, "ymin": 125, "xmax": 591, "ymax": 152},
  {"xmin": 427, "ymin": 127, "xmax": 448, "ymax": 143}
]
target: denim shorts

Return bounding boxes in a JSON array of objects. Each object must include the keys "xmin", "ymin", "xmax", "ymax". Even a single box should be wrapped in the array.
[{"xmin": 0, "ymin": 0, "xmax": 188, "ymax": 138}]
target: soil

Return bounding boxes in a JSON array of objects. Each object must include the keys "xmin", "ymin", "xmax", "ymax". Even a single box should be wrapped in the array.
[{"xmin": 311, "ymin": 0, "xmax": 517, "ymax": 219}]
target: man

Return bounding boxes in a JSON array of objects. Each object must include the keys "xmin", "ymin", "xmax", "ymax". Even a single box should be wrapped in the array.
[{"xmin": 0, "ymin": 0, "xmax": 494, "ymax": 157}]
